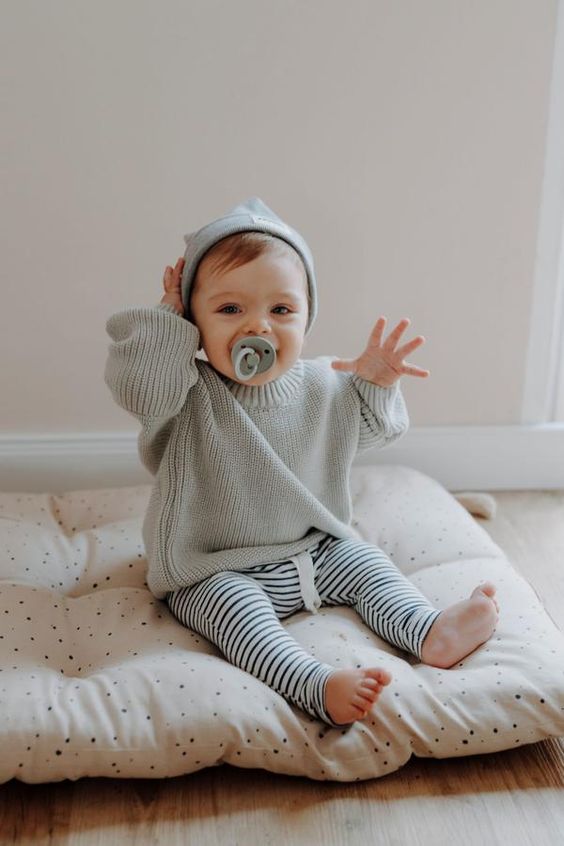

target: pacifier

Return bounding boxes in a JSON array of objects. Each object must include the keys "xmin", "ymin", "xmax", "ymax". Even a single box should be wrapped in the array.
[{"xmin": 231, "ymin": 336, "xmax": 277, "ymax": 381}]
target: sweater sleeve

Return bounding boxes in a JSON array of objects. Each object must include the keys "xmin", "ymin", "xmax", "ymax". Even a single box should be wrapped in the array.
[
  {"xmin": 104, "ymin": 302, "xmax": 201, "ymax": 424},
  {"xmin": 351, "ymin": 375, "xmax": 409, "ymax": 453}
]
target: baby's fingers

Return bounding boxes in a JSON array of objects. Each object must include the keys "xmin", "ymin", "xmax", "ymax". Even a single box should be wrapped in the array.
[
  {"xmin": 383, "ymin": 318, "xmax": 410, "ymax": 351},
  {"xmin": 396, "ymin": 334, "xmax": 425, "ymax": 359},
  {"xmin": 162, "ymin": 267, "xmax": 176, "ymax": 291},
  {"xmin": 331, "ymin": 358, "xmax": 357, "ymax": 372},
  {"xmin": 402, "ymin": 363, "xmax": 430, "ymax": 378},
  {"xmin": 163, "ymin": 259, "xmax": 184, "ymax": 290}
]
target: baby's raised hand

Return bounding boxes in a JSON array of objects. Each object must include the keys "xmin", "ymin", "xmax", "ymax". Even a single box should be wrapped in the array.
[
  {"xmin": 331, "ymin": 317, "xmax": 430, "ymax": 387},
  {"xmin": 160, "ymin": 257, "xmax": 185, "ymax": 315}
]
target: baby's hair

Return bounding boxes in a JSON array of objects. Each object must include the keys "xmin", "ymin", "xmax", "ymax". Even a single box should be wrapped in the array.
[{"xmin": 192, "ymin": 232, "xmax": 310, "ymax": 311}]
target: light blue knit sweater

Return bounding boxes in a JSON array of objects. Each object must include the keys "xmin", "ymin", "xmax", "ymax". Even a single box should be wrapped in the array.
[{"xmin": 104, "ymin": 303, "xmax": 409, "ymax": 599}]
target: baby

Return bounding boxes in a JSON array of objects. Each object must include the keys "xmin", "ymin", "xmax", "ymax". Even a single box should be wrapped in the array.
[{"xmin": 105, "ymin": 197, "xmax": 499, "ymax": 728}]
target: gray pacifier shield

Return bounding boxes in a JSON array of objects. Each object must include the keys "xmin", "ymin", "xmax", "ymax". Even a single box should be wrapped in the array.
[{"xmin": 231, "ymin": 336, "xmax": 277, "ymax": 381}]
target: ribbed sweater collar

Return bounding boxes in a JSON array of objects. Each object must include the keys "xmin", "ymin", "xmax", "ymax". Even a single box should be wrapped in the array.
[{"xmin": 219, "ymin": 360, "xmax": 304, "ymax": 410}]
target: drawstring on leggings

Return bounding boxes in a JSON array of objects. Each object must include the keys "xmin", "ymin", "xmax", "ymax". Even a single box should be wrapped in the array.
[{"xmin": 290, "ymin": 550, "xmax": 322, "ymax": 613}]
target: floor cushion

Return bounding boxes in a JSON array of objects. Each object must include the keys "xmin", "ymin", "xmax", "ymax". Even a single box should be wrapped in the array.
[{"xmin": 1, "ymin": 464, "xmax": 563, "ymax": 783}]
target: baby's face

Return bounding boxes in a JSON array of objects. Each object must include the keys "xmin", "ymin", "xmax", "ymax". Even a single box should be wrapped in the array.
[{"xmin": 190, "ymin": 252, "xmax": 309, "ymax": 385}]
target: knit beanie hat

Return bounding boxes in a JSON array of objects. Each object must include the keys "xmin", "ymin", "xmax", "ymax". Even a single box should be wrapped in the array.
[{"xmin": 180, "ymin": 197, "xmax": 318, "ymax": 334}]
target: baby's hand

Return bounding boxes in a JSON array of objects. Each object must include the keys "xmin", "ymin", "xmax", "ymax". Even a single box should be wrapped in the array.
[
  {"xmin": 331, "ymin": 317, "xmax": 430, "ymax": 387},
  {"xmin": 160, "ymin": 257, "xmax": 185, "ymax": 315}
]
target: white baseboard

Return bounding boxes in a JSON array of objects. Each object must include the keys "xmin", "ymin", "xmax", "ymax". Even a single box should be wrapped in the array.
[
  {"xmin": 0, "ymin": 433, "xmax": 154, "ymax": 494},
  {"xmin": 0, "ymin": 425, "xmax": 563, "ymax": 494},
  {"xmin": 355, "ymin": 423, "xmax": 564, "ymax": 490}
]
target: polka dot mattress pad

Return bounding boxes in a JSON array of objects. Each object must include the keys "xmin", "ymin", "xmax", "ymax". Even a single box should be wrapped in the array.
[{"xmin": 1, "ymin": 464, "xmax": 563, "ymax": 784}]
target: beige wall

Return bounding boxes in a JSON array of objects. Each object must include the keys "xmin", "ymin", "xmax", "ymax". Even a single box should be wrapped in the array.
[{"xmin": 1, "ymin": 0, "xmax": 558, "ymax": 432}]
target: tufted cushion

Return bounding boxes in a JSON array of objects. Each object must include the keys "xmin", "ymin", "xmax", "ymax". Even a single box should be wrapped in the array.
[{"xmin": 1, "ymin": 465, "xmax": 563, "ymax": 784}]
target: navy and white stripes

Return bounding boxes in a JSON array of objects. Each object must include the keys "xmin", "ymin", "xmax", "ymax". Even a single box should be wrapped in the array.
[{"xmin": 167, "ymin": 534, "xmax": 441, "ymax": 726}]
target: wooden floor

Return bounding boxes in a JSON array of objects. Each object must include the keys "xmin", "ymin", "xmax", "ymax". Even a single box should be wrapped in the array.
[{"xmin": 1, "ymin": 490, "xmax": 563, "ymax": 846}]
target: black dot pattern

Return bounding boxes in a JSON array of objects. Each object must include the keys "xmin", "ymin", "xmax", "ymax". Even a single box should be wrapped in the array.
[{"xmin": 1, "ymin": 467, "xmax": 564, "ymax": 784}]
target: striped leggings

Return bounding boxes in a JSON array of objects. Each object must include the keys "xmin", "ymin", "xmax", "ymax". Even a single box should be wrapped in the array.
[{"xmin": 166, "ymin": 534, "xmax": 441, "ymax": 727}]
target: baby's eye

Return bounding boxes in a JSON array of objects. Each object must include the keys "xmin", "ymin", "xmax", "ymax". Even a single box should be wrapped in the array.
[
  {"xmin": 218, "ymin": 305, "xmax": 240, "ymax": 314},
  {"xmin": 272, "ymin": 306, "xmax": 291, "ymax": 314}
]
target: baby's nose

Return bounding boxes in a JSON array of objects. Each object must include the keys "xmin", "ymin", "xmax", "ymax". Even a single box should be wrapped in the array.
[{"xmin": 243, "ymin": 315, "xmax": 272, "ymax": 334}]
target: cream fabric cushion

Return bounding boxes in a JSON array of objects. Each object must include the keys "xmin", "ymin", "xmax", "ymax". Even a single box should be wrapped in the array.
[{"xmin": 1, "ymin": 465, "xmax": 563, "ymax": 784}]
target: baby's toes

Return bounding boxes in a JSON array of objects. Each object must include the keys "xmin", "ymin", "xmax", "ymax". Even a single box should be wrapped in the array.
[
  {"xmin": 358, "ymin": 682, "xmax": 379, "ymax": 703},
  {"xmin": 372, "ymin": 668, "xmax": 392, "ymax": 686},
  {"xmin": 476, "ymin": 581, "xmax": 496, "ymax": 599},
  {"xmin": 352, "ymin": 694, "xmax": 372, "ymax": 716}
]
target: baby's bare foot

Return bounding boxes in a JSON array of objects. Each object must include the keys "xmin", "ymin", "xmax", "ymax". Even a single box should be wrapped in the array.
[
  {"xmin": 421, "ymin": 582, "xmax": 499, "ymax": 669},
  {"xmin": 324, "ymin": 667, "xmax": 392, "ymax": 725}
]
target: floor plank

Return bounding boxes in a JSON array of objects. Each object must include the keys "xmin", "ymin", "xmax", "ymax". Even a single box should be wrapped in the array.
[{"xmin": 478, "ymin": 490, "xmax": 564, "ymax": 631}]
